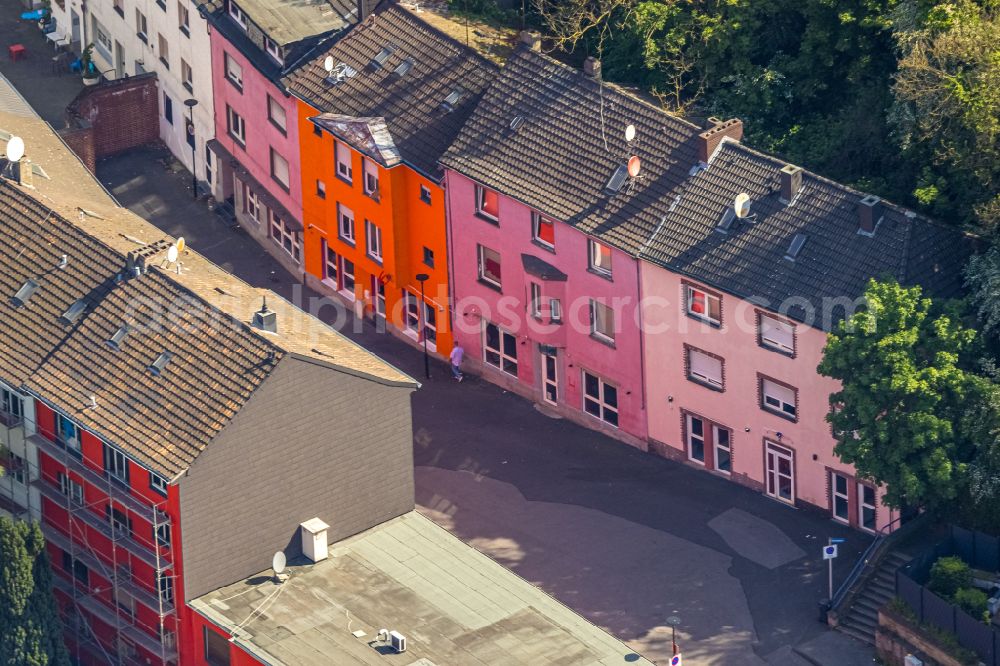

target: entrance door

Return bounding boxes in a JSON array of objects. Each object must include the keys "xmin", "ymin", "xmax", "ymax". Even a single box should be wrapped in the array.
[
  {"xmin": 369, "ymin": 275, "xmax": 386, "ymax": 328},
  {"xmin": 70, "ymin": 11, "xmax": 80, "ymax": 44},
  {"xmin": 765, "ymin": 441, "xmax": 795, "ymax": 504},
  {"xmin": 541, "ymin": 350, "xmax": 558, "ymax": 405},
  {"xmin": 713, "ymin": 425, "xmax": 732, "ymax": 473},
  {"xmin": 114, "ymin": 41, "xmax": 125, "ymax": 79}
]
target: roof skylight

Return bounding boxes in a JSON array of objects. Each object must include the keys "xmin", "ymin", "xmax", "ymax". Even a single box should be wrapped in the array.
[{"xmin": 12, "ymin": 278, "xmax": 38, "ymax": 307}]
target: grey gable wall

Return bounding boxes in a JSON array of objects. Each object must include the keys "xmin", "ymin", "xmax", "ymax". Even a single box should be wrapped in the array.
[{"xmin": 178, "ymin": 356, "xmax": 415, "ymax": 600}]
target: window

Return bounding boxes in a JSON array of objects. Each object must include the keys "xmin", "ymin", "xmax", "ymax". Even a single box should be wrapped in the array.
[
  {"xmin": 8, "ymin": 453, "xmax": 25, "ymax": 485},
  {"xmin": 269, "ymin": 148, "xmax": 289, "ymax": 190},
  {"xmin": 714, "ymin": 425, "xmax": 732, "ymax": 473},
  {"xmin": 264, "ymin": 36, "xmax": 283, "ymax": 64},
  {"xmin": 315, "ymin": 179, "xmax": 326, "ymax": 199},
  {"xmin": 475, "ymin": 185, "xmax": 499, "ymax": 221},
  {"xmin": 155, "ymin": 522, "xmax": 171, "ymax": 548},
  {"xmin": 226, "ymin": 105, "xmax": 245, "ymax": 146},
  {"xmin": 759, "ymin": 313, "xmax": 795, "ymax": 355},
  {"xmin": 57, "ymin": 473, "xmax": 84, "ymax": 505},
  {"xmin": 686, "ymin": 347, "xmax": 723, "ymax": 389},
  {"xmin": 158, "ymin": 574, "xmax": 175, "ymax": 604},
  {"xmin": 831, "ymin": 472, "xmax": 849, "ymax": 523},
  {"xmin": 135, "ymin": 9, "xmax": 148, "ymax": 40},
  {"xmin": 181, "ymin": 59, "xmax": 193, "ymax": 93},
  {"xmin": 224, "ymin": 53, "xmax": 243, "ymax": 90},
  {"xmin": 550, "ymin": 298, "xmax": 562, "ymax": 323},
  {"xmin": 335, "ymin": 142, "xmax": 352, "ymax": 182},
  {"xmin": 484, "ymin": 322, "xmax": 517, "ymax": 376},
  {"xmin": 477, "ymin": 245, "xmax": 501, "ymax": 288},
  {"xmin": 590, "ymin": 300, "xmax": 615, "ymax": 343},
  {"xmin": 150, "ymin": 472, "xmax": 168, "ymax": 495},
  {"xmin": 422, "ymin": 246, "xmax": 434, "ymax": 268},
  {"xmin": 104, "ymin": 445, "xmax": 130, "ymax": 485},
  {"xmin": 178, "ymin": 2, "xmax": 190, "ymax": 35},
  {"xmin": 339, "ymin": 257, "xmax": 355, "ymax": 294},
  {"xmin": 313, "ymin": 124, "xmax": 323, "ymax": 137},
  {"xmin": 423, "ymin": 301, "xmax": 437, "ymax": 346},
  {"xmin": 529, "ymin": 283, "xmax": 541, "ymax": 318},
  {"xmin": 56, "ymin": 415, "xmax": 80, "ymax": 456},
  {"xmin": 337, "ymin": 204, "xmax": 355, "ymax": 243},
  {"xmin": 0, "ymin": 387, "xmax": 22, "ymax": 424},
  {"xmin": 323, "ymin": 241, "xmax": 338, "ymax": 284},
  {"xmin": 62, "ymin": 552, "xmax": 89, "ymax": 584},
  {"xmin": 532, "ymin": 212, "xmax": 555, "ymax": 249},
  {"xmin": 365, "ymin": 220, "xmax": 382, "ymax": 261},
  {"xmin": 116, "ymin": 588, "xmax": 136, "ymax": 622},
  {"xmin": 686, "ymin": 414, "xmax": 706, "ymax": 463},
  {"xmin": 588, "ymin": 240, "xmax": 612, "ymax": 276},
  {"xmin": 114, "ymin": 0, "xmax": 124, "ymax": 17},
  {"xmin": 583, "ymin": 371, "xmax": 618, "ymax": 427},
  {"xmin": 269, "ymin": 212, "xmax": 300, "ymax": 263},
  {"xmin": 241, "ymin": 182, "xmax": 261, "ymax": 223},
  {"xmin": 420, "ymin": 185, "xmax": 432, "ymax": 204},
  {"xmin": 859, "ymin": 484, "xmax": 877, "ymax": 532},
  {"xmin": 267, "ymin": 95, "xmax": 286, "ymax": 134},
  {"xmin": 163, "ymin": 93, "xmax": 173, "ymax": 124},
  {"xmin": 105, "ymin": 505, "xmax": 132, "ymax": 538},
  {"xmin": 93, "ymin": 19, "xmax": 112, "ymax": 56},
  {"xmin": 363, "ymin": 159, "xmax": 379, "ymax": 197},
  {"xmin": 403, "ymin": 291, "xmax": 419, "ymax": 334},
  {"xmin": 761, "ymin": 376, "xmax": 797, "ymax": 419},
  {"xmin": 158, "ymin": 33, "xmax": 170, "ymax": 67},
  {"xmin": 686, "ymin": 285, "xmax": 721, "ymax": 325},
  {"xmin": 204, "ymin": 627, "xmax": 231, "ymax": 666},
  {"xmin": 228, "ymin": 0, "xmax": 248, "ymax": 29}
]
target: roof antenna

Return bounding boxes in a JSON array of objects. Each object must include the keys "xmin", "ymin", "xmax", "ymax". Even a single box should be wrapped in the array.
[{"xmin": 58, "ymin": 254, "xmax": 68, "ymax": 269}]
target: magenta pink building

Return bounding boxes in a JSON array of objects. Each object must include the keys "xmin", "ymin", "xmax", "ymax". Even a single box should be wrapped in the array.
[{"xmin": 202, "ymin": 0, "xmax": 365, "ymax": 279}]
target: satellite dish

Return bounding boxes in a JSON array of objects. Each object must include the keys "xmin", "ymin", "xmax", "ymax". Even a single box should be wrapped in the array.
[
  {"xmin": 6, "ymin": 136, "xmax": 24, "ymax": 162},
  {"xmin": 272, "ymin": 551, "xmax": 286, "ymax": 575},
  {"xmin": 624, "ymin": 124, "xmax": 636, "ymax": 143},
  {"xmin": 175, "ymin": 237, "xmax": 186, "ymax": 253},
  {"xmin": 734, "ymin": 192, "xmax": 751, "ymax": 218},
  {"xmin": 323, "ymin": 56, "xmax": 335, "ymax": 73},
  {"xmin": 627, "ymin": 155, "xmax": 641, "ymax": 178},
  {"xmin": 166, "ymin": 245, "xmax": 178, "ymax": 263}
]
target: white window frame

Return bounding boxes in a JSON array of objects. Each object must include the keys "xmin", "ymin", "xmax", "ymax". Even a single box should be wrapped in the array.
[
  {"xmin": 228, "ymin": 0, "xmax": 248, "ymax": 29},
  {"xmin": 1, "ymin": 387, "xmax": 23, "ymax": 424},
  {"xmin": 686, "ymin": 413, "xmax": 706, "ymax": 464},
  {"xmin": 158, "ymin": 574, "xmax": 175, "ymax": 604},
  {"xmin": 135, "ymin": 9, "xmax": 148, "ymax": 39},
  {"xmin": 475, "ymin": 185, "xmax": 499, "ymax": 221},
  {"xmin": 155, "ymin": 522, "xmax": 171, "ymax": 548},
  {"xmin": 322, "ymin": 239, "xmax": 338, "ymax": 286},
  {"xmin": 9, "ymin": 453, "xmax": 25, "ymax": 485},
  {"xmin": 422, "ymin": 300, "xmax": 437, "ymax": 349},
  {"xmin": 58, "ymin": 472, "xmax": 84, "ymax": 505},
  {"xmin": 269, "ymin": 212, "xmax": 300, "ymax": 264},
  {"xmin": 269, "ymin": 148, "xmax": 289, "ymax": 189},
  {"xmin": 532, "ymin": 212, "xmax": 555, "ymax": 249},
  {"xmin": 105, "ymin": 445, "xmax": 129, "ymax": 484},
  {"xmin": 178, "ymin": 2, "xmax": 190, "ymax": 33},
  {"xmin": 549, "ymin": 298, "xmax": 562, "ymax": 323},
  {"xmin": 242, "ymin": 182, "xmax": 261, "ymax": 223},
  {"xmin": 338, "ymin": 204, "xmax": 355, "ymax": 243},
  {"xmin": 582, "ymin": 370, "xmax": 618, "ymax": 427},
  {"xmin": 181, "ymin": 59, "xmax": 193, "ymax": 91},
  {"xmin": 477, "ymin": 245, "xmax": 501, "ymax": 288},
  {"xmin": 264, "ymin": 36, "xmax": 283, "ymax": 65},
  {"xmin": 483, "ymin": 322, "xmax": 517, "ymax": 376},
  {"xmin": 267, "ymin": 95, "xmax": 286, "ymax": 133},
  {"xmin": 686, "ymin": 285, "xmax": 721, "ymax": 325},
  {"xmin": 687, "ymin": 348, "xmax": 723, "ymax": 389},
  {"xmin": 150, "ymin": 472, "xmax": 168, "ymax": 495},
  {"xmin": 529, "ymin": 283, "xmax": 541, "ymax": 318},
  {"xmin": 588, "ymin": 239, "xmax": 612, "ymax": 276},
  {"xmin": 858, "ymin": 483, "xmax": 877, "ymax": 532},
  {"xmin": 157, "ymin": 32, "xmax": 170, "ymax": 67},
  {"xmin": 339, "ymin": 256, "xmax": 355, "ymax": 298},
  {"xmin": 403, "ymin": 291, "xmax": 420, "ymax": 334},
  {"xmin": 56, "ymin": 415, "xmax": 81, "ymax": 456},
  {"xmin": 759, "ymin": 313, "xmax": 795, "ymax": 354},
  {"xmin": 224, "ymin": 53, "xmax": 243, "ymax": 89},
  {"xmin": 363, "ymin": 159, "xmax": 379, "ymax": 197},
  {"xmin": 831, "ymin": 472, "xmax": 849, "ymax": 524},
  {"xmin": 589, "ymin": 300, "xmax": 615, "ymax": 343},
  {"xmin": 761, "ymin": 377, "xmax": 797, "ymax": 419},
  {"xmin": 335, "ymin": 142, "xmax": 353, "ymax": 183},
  {"xmin": 365, "ymin": 220, "xmax": 382, "ymax": 261},
  {"xmin": 713, "ymin": 424, "xmax": 732, "ymax": 474},
  {"xmin": 226, "ymin": 105, "xmax": 245, "ymax": 145}
]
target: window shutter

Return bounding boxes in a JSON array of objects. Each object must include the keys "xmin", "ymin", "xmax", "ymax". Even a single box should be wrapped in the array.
[{"xmin": 689, "ymin": 350, "xmax": 722, "ymax": 384}]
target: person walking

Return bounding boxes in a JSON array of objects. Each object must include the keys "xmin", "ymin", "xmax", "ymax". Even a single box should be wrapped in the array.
[{"xmin": 450, "ymin": 344, "xmax": 464, "ymax": 382}]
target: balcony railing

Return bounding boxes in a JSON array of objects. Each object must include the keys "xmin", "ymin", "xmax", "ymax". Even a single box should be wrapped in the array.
[{"xmin": 0, "ymin": 408, "xmax": 23, "ymax": 428}]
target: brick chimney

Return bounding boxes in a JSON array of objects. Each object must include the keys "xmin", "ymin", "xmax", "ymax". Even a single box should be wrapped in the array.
[
  {"xmin": 357, "ymin": 0, "xmax": 374, "ymax": 21},
  {"xmin": 779, "ymin": 164, "xmax": 802, "ymax": 203},
  {"xmin": 15, "ymin": 159, "xmax": 32, "ymax": 189},
  {"xmin": 697, "ymin": 118, "xmax": 742, "ymax": 164},
  {"xmin": 583, "ymin": 56, "xmax": 601, "ymax": 80},
  {"xmin": 519, "ymin": 30, "xmax": 541, "ymax": 51},
  {"xmin": 858, "ymin": 195, "xmax": 881, "ymax": 235}
]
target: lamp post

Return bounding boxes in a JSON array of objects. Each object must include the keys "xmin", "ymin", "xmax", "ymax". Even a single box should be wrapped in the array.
[
  {"xmin": 665, "ymin": 615, "xmax": 681, "ymax": 656},
  {"xmin": 183, "ymin": 98, "xmax": 198, "ymax": 199},
  {"xmin": 415, "ymin": 273, "xmax": 430, "ymax": 379}
]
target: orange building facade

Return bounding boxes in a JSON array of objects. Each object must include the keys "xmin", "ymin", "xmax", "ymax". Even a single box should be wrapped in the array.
[{"xmin": 296, "ymin": 101, "xmax": 454, "ymax": 357}]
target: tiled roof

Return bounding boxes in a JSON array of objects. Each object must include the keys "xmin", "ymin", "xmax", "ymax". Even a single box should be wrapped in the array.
[
  {"xmin": 440, "ymin": 47, "xmax": 704, "ymax": 254},
  {"xmin": 284, "ymin": 2, "xmax": 498, "ymax": 179},
  {"xmin": 641, "ymin": 141, "xmax": 974, "ymax": 329}
]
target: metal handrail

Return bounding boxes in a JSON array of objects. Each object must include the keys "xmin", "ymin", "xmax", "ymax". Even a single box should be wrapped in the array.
[{"xmin": 830, "ymin": 514, "xmax": 904, "ymax": 609}]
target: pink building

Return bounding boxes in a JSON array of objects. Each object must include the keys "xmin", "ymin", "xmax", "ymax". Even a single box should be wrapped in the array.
[
  {"xmin": 637, "ymin": 140, "xmax": 971, "ymax": 529},
  {"xmin": 440, "ymin": 40, "xmax": 737, "ymax": 443},
  {"xmin": 202, "ymin": 0, "xmax": 367, "ymax": 278}
]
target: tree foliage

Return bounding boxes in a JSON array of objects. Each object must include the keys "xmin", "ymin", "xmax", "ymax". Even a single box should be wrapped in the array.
[
  {"xmin": 817, "ymin": 279, "xmax": 981, "ymax": 512},
  {"xmin": 0, "ymin": 518, "xmax": 70, "ymax": 666}
]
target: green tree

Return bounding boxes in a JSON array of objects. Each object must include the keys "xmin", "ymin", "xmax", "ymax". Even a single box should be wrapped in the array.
[
  {"xmin": 0, "ymin": 517, "xmax": 70, "ymax": 666},
  {"xmin": 818, "ymin": 279, "xmax": 981, "ymax": 512}
]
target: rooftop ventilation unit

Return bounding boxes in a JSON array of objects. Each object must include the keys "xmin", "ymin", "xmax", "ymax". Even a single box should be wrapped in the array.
[
  {"xmin": 107, "ymin": 324, "xmax": 131, "ymax": 350},
  {"xmin": 392, "ymin": 58, "xmax": 414, "ymax": 78},
  {"xmin": 509, "ymin": 115, "xmax": 525, "ymax": 131},
  {"xmin": 605, "ymin": 164, "xmax": 628, "ymax": 193},
  {"xmin": 12, "ymin": 278, "xmax": 39, "ymax": 307},
  {"xmin": 715, "ymin": 208, "xmax": 737, "ymax": 234},
  {"xmin": 148, "ymin": 352, "xmax": 172, "ymax": 377},
  {"xmin": 389, "ymin": 631, "xmax": 406, "ymax": 653},
  {"xmin": 785, "ymin": 233, "xmax": 807, "ymax": 261},
  {"xmin": 440, "ymin": 88, "xmax": 464, "ymax": 113},
  {"xmin": 58, "ymin": 298, "xmax": 89, "ymax": 325},
  {"xmin": 370, "ymin": 45, "xmax": 395, "ymax": 69},
  {"xmin": 252, "ymin": 297, "xmax": 278, "ymax": 333}
]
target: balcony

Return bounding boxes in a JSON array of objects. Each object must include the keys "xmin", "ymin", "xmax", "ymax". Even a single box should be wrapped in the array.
[
  {"xmin": 34, "ymin": 477, "xmax": 172, "ymax": 572},
  {"xmin": 52, "ymin": 573, "xmax": 177, "ymax": 662},
  {"xmin": 0, "ymin": 408, "xmax": 25, "ymax": 452}
]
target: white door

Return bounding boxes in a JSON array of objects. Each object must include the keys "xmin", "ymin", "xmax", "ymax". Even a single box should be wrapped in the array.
[
  {"xmin": 765, "ymin": 442, "xmax": 795, "ymax": 504},
  {"xmin": 542, "ymin": 351, "xmax": 558, "ymax": 405}
]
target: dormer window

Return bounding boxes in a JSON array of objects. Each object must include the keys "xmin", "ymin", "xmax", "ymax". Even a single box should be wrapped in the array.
[
  {"xmin": 228, "ymin": 0, "xmax": 248, "ymax": 29},
  {"xmin": 264, "ymin": 36, "xmax": 283, "ymax": 65}
]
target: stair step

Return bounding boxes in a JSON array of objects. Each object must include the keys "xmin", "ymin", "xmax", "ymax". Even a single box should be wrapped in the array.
[
  {"xmin": 837, "ymin": 622, "xmax": 876, "ymax": 646},
  {"xmin": 870, "ymin": 578, "xmax": 895, "ymax": 595},
  {"xmin": 848, "ymin": 604, "xmax": 878, "ymax": 624},
  {"xmin": 853, "ymin": 596, "xmax": 884, "ymax": 616}
]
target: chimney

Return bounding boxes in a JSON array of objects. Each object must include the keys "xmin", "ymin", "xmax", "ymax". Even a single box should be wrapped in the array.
[
  {"xmin": 697, "ymin": 118, "xmax": 743, "ymax": 164},
  {"xmin": 779, "ymin": 164, "xmax": 803, "ymax": 203},
  {"xmin": 583, "ymin": 56, "xmax": 601, "ymax": 80},
  {"xmin": 858, "ymin": 195, "xmax": 881, "ymax": 235},
  {"xmin": 356, "ymin": 0, "xmax": 372, "ymax": 21},
  {"xmin": 252, "ymin": 297, "xmax": 278, "ymax": 333},
  {"xmin": 519, "ymin": 30, "xmax": 541, "ymax": 52},
  {"xmin": 15, "ymin": 159, "xmax": 32, "ymax": 188}
]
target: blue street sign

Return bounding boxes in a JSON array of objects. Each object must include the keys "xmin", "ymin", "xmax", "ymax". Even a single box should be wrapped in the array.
[{"xmin": 830, "ymin": 538, "xmax": 846, "ymax": 544}]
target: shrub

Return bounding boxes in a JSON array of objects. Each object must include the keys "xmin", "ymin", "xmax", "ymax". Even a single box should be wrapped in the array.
[
  {"xmin": 929, "ymin": 556, "xmax": 972, "ymax": 599},
  {"xmin": 954, "ymin": 587, "xmax": 990, "ymax": 622}
]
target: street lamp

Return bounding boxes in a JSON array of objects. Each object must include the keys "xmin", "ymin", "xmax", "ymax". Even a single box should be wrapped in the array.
[
  {"xmin": 665, "ymin": 615, "xmax": 681, "ymax": 656},
  {"xmin": 183, "ymin": 98, "xmax": 198, "ymax": 199},
  {"xmin": 415, "ymin": 273, "xmax": 430, "ymax": 379}
]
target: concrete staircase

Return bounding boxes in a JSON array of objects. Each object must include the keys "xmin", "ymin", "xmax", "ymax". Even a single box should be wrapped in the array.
[{"xmin": 836, "ymin": 550, "xmax": 911, "ymax": 645}]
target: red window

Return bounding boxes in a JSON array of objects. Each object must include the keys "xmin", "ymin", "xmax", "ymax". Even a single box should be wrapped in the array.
[
  {"xmin": 533, "ymin": 212, "xmax": 555, "ymax": 247},
  {"xmin": 476, "ymin": 185, "xmax": 499, "ymax": 220}
]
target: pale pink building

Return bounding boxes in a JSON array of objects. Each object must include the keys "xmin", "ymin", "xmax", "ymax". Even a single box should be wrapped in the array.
[{"xmin": 202, "ymin": 0, "xmax": 366, "ymax": 278}]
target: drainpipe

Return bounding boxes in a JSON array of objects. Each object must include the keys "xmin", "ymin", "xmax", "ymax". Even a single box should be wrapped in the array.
[
  {"xmin": 634, "ymin": 258, "xmax": 647, "ymax": 415},
  {"xmin": 443, "ymin": 170, "xmax": 457, "ymax": 349}
]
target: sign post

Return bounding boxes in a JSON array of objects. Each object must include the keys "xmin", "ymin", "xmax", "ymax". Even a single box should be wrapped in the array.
[{"xmin": 823, "ymin": 538, "xmax": 845, "ymax": 600}]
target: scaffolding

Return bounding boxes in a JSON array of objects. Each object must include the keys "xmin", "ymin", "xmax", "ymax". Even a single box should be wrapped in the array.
[{"xmin": 5, "ymin": 412, "xmax": 179, "ymax": 666}]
